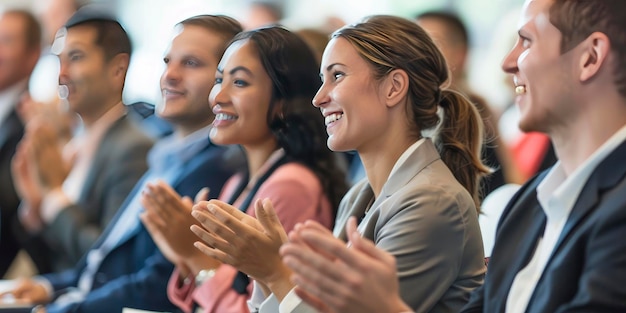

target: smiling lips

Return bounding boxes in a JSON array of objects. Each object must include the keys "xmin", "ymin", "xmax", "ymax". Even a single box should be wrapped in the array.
[
  {"xmin": 325, "ymin": 112, "xmax": 343, "ymax": 126},
  {"xmin": 513, "ymin": 76, "xmax": 527, "ymax": 95},
  {"xmin": 215, "ymin": 113, "xmax": 237, "ymax": 121}
]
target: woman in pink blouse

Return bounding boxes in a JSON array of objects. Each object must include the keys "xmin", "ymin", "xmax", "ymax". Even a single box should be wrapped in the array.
[{"xmin": 140, "ymin": 22, "xmax": 348, "ymax": 313}]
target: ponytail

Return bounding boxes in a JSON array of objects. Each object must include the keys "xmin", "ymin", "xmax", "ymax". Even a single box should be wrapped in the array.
[{"xmin": 436, "ymin": 89, "xmax": 490, "ymax": 211}]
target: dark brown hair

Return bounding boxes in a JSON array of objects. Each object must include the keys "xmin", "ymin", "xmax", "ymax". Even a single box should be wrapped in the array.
[
  {"xmin": 333, "ymin": 15, "xmax": 489, "ymax": 209},
  {"xmin": 67, "ymin": 19, "xmax": 131, "ymax": 61},
  {"xmin": 228, "ymin": 26, "xmax": 349, "ymax": 215},
  {"xmin": 550, "ymin": 0, "xmax": 626, "ymax": 98},
  {"xmin": 178, "ymin": 15, "xmax": 242, "ymax": 60}
]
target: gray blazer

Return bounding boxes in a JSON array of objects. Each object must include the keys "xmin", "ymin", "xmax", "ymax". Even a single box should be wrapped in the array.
[
  {"xmin": 41, "ymin": 115, "xmax": 153, "ymax": 271},
  {"xmin": 333, "ymin": 139, "xmax": 485, "ymax": 313}
]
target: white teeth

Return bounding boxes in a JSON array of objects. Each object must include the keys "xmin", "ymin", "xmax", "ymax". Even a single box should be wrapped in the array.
[
  {"xmin": 215, "ymin": 113, "xmax": 237, "ymax": 121},
  {"xmin": 515, "ymin": 85, "xmax": 527, "ymax": 95},
  {"xmin": 325, "ymin": 113, "xmax": 343, "ymax": 126}
]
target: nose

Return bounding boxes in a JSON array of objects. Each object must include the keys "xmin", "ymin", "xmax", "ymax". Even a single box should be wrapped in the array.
[
  {"xmin": 312, "ymin": 82, "xmax": 329, "ymax": 108},
  {"xmin": 58, "ymin": 58, "xmax": 69, "ymax": 84},
  {"xmin": 208, "ymin": 82, "xmax": 227, "ymax": 109},
  {"xmin": 161, "ymin": 63, "xmax": 181, "ymax": 85},
  {"xmin": 501, "ymin": 40, "xmax": 521, "ymax": 75}
]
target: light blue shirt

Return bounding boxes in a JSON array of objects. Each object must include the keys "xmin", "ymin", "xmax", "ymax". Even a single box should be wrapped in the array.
[{"xmin": 48, "ymin": 126, "xmax": 212, "ymax": 304}]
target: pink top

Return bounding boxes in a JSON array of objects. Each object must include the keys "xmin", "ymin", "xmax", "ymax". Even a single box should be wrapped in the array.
[{"xmin": 167, "ymin": 158, "xmax": 333, "ymax": 313}]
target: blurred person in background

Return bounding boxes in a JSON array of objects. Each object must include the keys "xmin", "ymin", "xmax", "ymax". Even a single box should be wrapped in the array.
[
  {"xmin": 10, "ymin": 5, "xmax": 153, "ymax": 274},
  {"xmin": 0, "ymin": 9, "xmax": 42, "ymax": 278},
  {"xmin": 4, "ymin": 14, "xmax": 245, "ymax": 313},
  {"xmin": 417, "ymin": 11, "xmax": 524, "ymax": 197}
]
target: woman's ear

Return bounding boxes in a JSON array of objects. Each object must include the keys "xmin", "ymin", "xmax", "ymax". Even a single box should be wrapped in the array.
[{"xmin": 383, "ymin": 69, "xmax": 409, "ymax": 108}]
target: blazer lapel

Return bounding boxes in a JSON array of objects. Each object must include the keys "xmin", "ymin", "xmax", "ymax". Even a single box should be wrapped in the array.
[
  {"xmin": 547, "ymin": 139, "xmax": 626, "ymax": 263},
  {"xmin": 0, "ymin": 110, "xmax": 23, "ymax": 149},
  {"xmin": 487, "ymin": 174, "xmax": 547, "ymax": 311},
  {"xmin": 77, "ymin": 117, "xmax": 126, "ymax": 203},
  {"xmin": 335, "ymin": 139, "xmax": 440, "ymax": 241},
  {"xmin": 377, "ymin": 139, "xmax": 440, "ymax": 203},
  {"xmin": 334, "ymin": 185, "xmax": 374, "ymax": 241}
]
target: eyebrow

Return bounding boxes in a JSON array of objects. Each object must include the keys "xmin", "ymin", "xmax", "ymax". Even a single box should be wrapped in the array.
[
  {"xmin": 217, "ymin": 65, "xmax": 254, "ymax": 77},
  {"xmin": 320, "ymin": 63, "xmax": 345, "ymax": 78},
  {"xmin": 324, "ymin": 63, "xmax": 344, "ymax": 72}
]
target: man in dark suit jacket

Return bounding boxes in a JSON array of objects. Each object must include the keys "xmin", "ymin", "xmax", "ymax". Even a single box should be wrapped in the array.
[
  {"xmin": 10, "ymin": 7, "xmax": 154, "ymax": 274},
  {"xmin": 5, "ymin": 11, "xmax": 245, "ymax": 313},
  {"xmin": 0, "ymin": 10, "xmax": 42, "ymax": 277},
  {"xmin": 462, "ymin": 0, "xmax": 626, "ymax": 311}
]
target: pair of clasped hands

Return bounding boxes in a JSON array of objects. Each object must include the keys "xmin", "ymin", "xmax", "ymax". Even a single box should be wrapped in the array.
[{"xmin": 140, "ymin": 181, "xmax": 408, "ymax": 313}]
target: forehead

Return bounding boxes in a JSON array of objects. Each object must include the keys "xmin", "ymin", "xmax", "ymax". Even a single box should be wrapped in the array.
[
  {"xmin": 0, "ymin": 14, "xmax": 26, "ymax": 37},
  {"xmin": 170, "ymin": 25, "xmax": 222, "ymax": 55},
  {"xmin": 519, "ymin": 0, "xmax": 554, "ymax": 30},
  {"xmin": 218, "ymin": 39, "xmax": 262, "ymax": 70},
  {"xmin": 321, "ymin": 37, "xmax": 360, "ymax": 68},
  {"xmin": 63, "ymin": 24, "xmax": 98, "ymax": 49}
]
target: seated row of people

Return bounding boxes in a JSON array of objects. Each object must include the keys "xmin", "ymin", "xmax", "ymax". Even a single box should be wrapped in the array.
[{"xmin": 3, "ymin": 0, "xmax": 626, "ymax": 312}]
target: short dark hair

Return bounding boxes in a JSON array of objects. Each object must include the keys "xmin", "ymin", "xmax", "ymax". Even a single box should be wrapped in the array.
[
  {"xmin": 3, "ymin": 10, "xmax": 42, "ymax": 51},
  {"xmin": 64, "ymin": 6, "xmax": 131, "ymax": 61},
  {"xmin": 177, "ymin": 15, "xmax": 242, "ymax": 60},
  {"xmin": 416, "ymin": 10, "xmax": 469, "ymax": 48},
  {"xmin": 550, "ymin": 0, "xmax": 626, "ymax": 98}
]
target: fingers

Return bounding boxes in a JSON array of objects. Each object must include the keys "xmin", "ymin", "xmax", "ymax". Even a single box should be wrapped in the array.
[
  {"xmin": 345, "ymin": 218, "xmax": 393, "ymax": 265},
  {"xmin": 190, "ymin": 224, "xmax": 232, "ymax": 263},
  {"xmin": 139, "ymin": 211, "xmax": 166, "ymax": 234},
  {"xmin": 255, "ymin": 199, "xmax": 287, "ymax": 240},
  {"xmin": 199, "ymin": 199, "xmax": 249, "ymax": 221},
  {"xmin": 194, "ymin": 202, "xmax": 257, "ymax": 237},
  {"xmin": 283, "ymin": 249, "xmax": 354, "ymax": 307},
  {"xmin": 281, "ymin": 237, "xmax": 348, "ymax": 284},
  {"xmin": 141, "ymin": 182, "xmax": 188, "ymax": 220},
  {"xmin": 190, "ymin": 210, "xmax": 236, "ymax": 252},
  {"xmin": 293, "ymin": 287, "xmax": 332, "ymax": 313},
  {"xmin": 194, "ymin": 187, "xmax": 210, "ymax": 203},
  {"xmin": 298, "ymin": 226, "xmax": 376, "ymax": 270}
]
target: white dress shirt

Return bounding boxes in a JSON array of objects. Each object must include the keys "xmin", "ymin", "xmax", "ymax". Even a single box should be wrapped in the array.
[{"xmin": 506, "ymin": 124, "xmax": 626, "ymax": 313}]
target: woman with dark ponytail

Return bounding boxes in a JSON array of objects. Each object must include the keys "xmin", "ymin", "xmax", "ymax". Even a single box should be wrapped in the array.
[{"xmin": 190, "ymin": 15, "xmax": 488, "ymax": 313}]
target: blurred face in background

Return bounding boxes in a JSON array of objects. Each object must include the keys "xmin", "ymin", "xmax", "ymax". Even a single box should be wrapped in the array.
[
  {"xmin": 57, "ymin": 25, "xmax": 113, "ymax": 115},
  {"xmin": 0, "ymin": 13, "xmax": 39, "ymax": 91}
]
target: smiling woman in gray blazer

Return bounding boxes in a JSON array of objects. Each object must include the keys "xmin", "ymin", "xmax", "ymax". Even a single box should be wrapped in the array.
[{"xmin": 189, "ymin": 15, "xmax": 490, "ymax": 313}]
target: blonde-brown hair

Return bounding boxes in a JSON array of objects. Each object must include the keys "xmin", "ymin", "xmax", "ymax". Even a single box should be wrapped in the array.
[{"xmin": 332, "ymin": 15, "xmax": 489, "ymax": 209}]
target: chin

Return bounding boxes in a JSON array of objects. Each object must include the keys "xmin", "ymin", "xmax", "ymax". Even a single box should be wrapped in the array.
[{"xmin": 327, "ymin": 137, "xmax": 351, "ymax": 153}]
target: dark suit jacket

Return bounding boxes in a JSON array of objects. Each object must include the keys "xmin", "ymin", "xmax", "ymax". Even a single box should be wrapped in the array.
[
  {"xmin": 463, "ymin": 139, "xmax": 626, "ymax": 312},
  {"xmin": 42, "ymin": 141, "xmax": 245, "ymax": 313},
  {"xmin": 28, "ymin": 115, "xmax": 154, "ymax": 272},
  {"xmin": 0, "ymin": 109, "xmax": 24, "ymax": 275}
]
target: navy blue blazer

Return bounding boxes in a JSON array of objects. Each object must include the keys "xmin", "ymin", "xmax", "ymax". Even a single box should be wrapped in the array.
[
  {"xmin": 42, "ymin": 141, "xmax": 245, "ymax": 313},
  {"xmin": 463, "ymin": 139, "xmax": 626, "ymax": 312},
  {"xmin": 0, "ymin": 109, "xmax": 24, "ymax": 275}
]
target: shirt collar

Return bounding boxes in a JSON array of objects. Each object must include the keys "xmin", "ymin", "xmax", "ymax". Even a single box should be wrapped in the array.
[
  {"xmin": 148, "ymin": 125, "xmax": 213, "ymax": 170},
  {"xmin": 387, "ymin": 138, "xmax": 425, "ymax": 182},
  {"xmin": 537, "ymin": 124, "xmax": 626, "ymax": 221}
]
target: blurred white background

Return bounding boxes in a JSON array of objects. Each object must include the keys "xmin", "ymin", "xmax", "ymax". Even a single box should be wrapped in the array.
[{"xmin": 0, "ymin": 0, "xmax": 524, "ymax": 114}]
